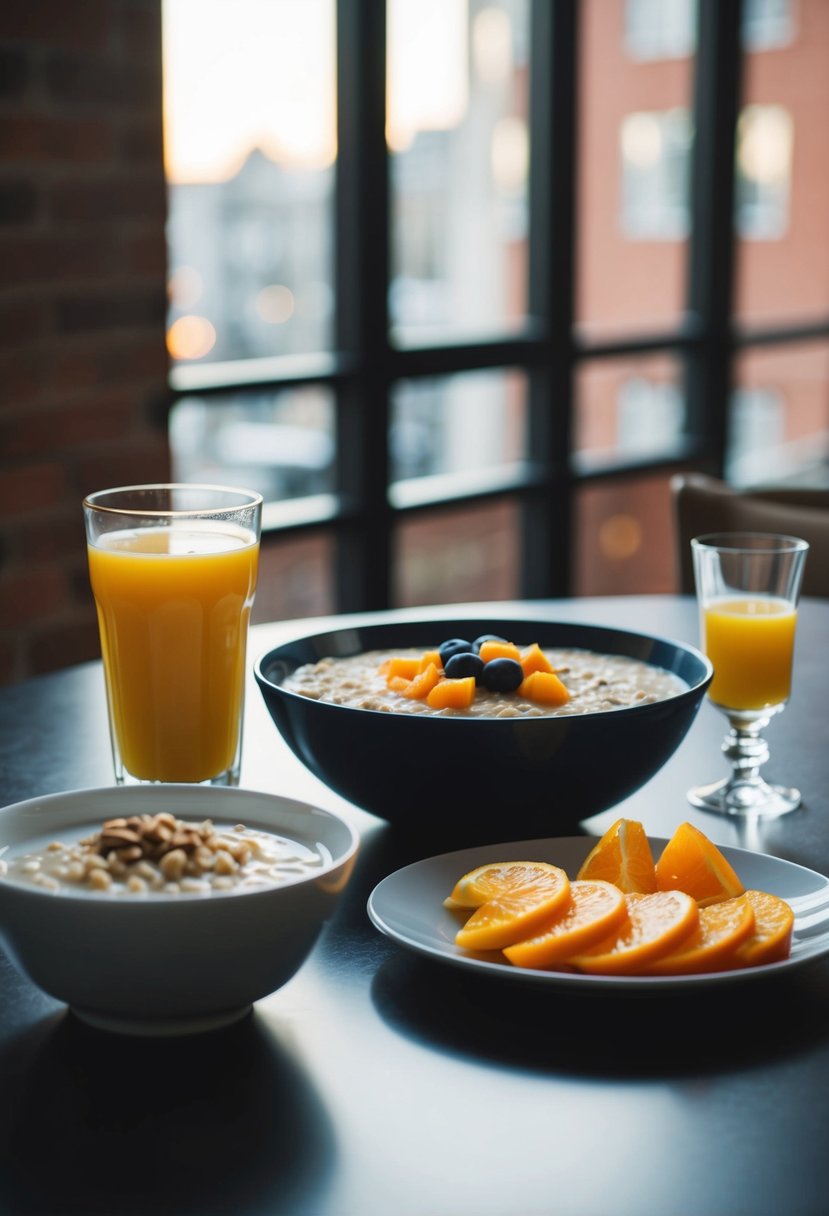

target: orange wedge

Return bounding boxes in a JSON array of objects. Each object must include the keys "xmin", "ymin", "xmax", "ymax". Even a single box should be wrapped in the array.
[
  {"xmin": 734, "ymin": 888, "xmax": 795, "ymax": 966},
  {"xmin": 503, "ymin": 879, "xmax": 628, "ymax": 969},
  {"xmin": 444, "ymin": 860, "xmax": 565, "ymax": 909},
  {"xmin": 569, "ymin": 890, "xmax": 699, "ymax": 975},
  {"xmin": 576, "ymin": 818, "xmax": 657, "ymax": 894},
  {"xmin": 644, "ymin": 894, "xmax": 756, "ymax": 975},
  {"xmin": 655, "ymin": 822, "xmax": 745, "ymax": 907},
  {"xmin": 451, "ymin": 862, "xmax": 571, "ymax": 952}
]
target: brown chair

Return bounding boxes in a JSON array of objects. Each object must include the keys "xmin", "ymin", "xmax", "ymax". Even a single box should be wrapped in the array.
[{"xmin": 671, "ymin": 472, "xmax": 829, "ymax": 597}]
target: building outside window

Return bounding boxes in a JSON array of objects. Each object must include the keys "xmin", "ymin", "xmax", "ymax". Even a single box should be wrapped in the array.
[{"xmin": 161, "ymin": 0, "xmax": 829, "ymax": 618}]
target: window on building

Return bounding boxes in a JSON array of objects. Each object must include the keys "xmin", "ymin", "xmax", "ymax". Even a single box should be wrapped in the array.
[{"xmin": 161, "ymin": 0, "xmax": 829, "ymax": 617}]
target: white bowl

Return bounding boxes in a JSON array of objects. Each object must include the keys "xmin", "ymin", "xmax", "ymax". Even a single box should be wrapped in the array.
[{"xmin": 0, "ymin": 785, "xmax": 358, "ymax": 1036}]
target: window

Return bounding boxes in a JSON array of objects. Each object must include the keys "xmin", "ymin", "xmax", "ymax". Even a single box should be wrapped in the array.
[{"xmin": 162, "ymin": 0, "xmax": 829, "ymax": 615}]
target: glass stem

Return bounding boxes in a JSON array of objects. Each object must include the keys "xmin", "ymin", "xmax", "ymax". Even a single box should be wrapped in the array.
[{"xmin": 722, "ymin": 719, "xmax": 770, "ymax": 788}]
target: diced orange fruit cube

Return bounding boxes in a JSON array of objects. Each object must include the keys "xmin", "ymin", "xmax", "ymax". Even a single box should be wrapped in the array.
[
  {"xmin": 386, "ymin": 675, "xmax": 411, "ymax": 693},
  {"xmin": 418, "ymin": 649, "xmax": 443, "ymax": 672},
  {"xmin": 655, "ymin": 821, "xmax": 745, "ymax": 907},
  {"xmin": 402, "ymin": 662, "xmax": 442, "ymax": 700},
  {"xmin": 426, "ymin": 676, "xmax": 476, "ymax": 710},
  {"xmin": 478, "ymin": 640, "xmax": 522, "ymax": 663},
  {"xmin": 518, "ymin": 670, "xmax": 570, "ymax": 707},
  {"xmin": 576, "ymin": 818, "xmax": 657, "ymax": 893},
  {"xmin": 520, "ymin": 642, "xmax": 556, "ymax": 676},
  {"xmin": 384, "ymin": 656, "xmax": 421, "ymax": 682}
]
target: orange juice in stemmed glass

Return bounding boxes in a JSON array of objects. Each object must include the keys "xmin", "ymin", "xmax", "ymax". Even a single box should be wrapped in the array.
[
  {"xmin": 689, "ymin": 533, "xmax": 808, "ymax": 819},
  {"xmin": 83, "ymin": 484, "xmax": 262, "ymax": 786}
]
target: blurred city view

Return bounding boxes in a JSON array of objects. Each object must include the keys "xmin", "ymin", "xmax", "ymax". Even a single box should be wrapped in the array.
[{"xmin": 162, "ymin": 0, "xmax": 829, "ymax": 614}]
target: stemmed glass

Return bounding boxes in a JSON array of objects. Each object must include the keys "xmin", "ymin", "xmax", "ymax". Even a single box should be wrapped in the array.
[{"xmin": 688, "ymin": 532, "xmax": 809, "ymax": 818}]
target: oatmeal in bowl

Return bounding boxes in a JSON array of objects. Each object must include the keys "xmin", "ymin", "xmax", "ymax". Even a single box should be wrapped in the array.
[
  {"xmin": 255, "ymin": 616, "xmax": 713, "ymax": 840},
  {"xmin": 0, "ymin": 785, "xmax": 358, "ymax": 1035}
]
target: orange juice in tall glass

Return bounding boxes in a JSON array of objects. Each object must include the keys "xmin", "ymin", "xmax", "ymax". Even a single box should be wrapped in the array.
[
  {"xmin": 83, "ymin": 485, "xmax": 262, "ymax": 785},
  {"xmin": 703, "ymin": 596, "xmax": 797, "ymax": 711}
]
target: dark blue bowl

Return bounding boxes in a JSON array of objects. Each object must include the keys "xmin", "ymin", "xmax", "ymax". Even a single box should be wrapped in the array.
[{"xmin": 254, "ymin": 618, "xmax": 713, "ymax": 839}]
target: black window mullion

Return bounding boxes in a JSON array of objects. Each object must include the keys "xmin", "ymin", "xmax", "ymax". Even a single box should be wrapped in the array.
[
  {"xmin": 522, "ymin": 0, "xmax": 578, "ymax": 599},
  {"xmin": 335, "ymin": 0, "xmax": 392, "ymax": 611},
  {"xmin": 685, "ymin": 0, "xmax": 744, "ymax": 475}
]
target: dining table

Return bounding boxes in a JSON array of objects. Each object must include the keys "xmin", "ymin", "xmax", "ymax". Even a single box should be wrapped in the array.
[{"xmin": 1, "ymin": 593, "xmax": 829, "ymax": 1216}]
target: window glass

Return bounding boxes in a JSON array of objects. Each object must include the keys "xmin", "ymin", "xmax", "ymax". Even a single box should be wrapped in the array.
[
  {"xmin": 578, "ymin": 0, "xmax": 694, "ymax": 339},
  {"xmin": 574, "ymin": 354, "xmax": 686, "ymax": 469},
  {"xmin": 624, "ymin": 0, "xmax": 796, "ymax": 60},
  {"xmin": 389, "ymin": 368, "xmax": 527, "ymax": 492},
  {"xmin": 162, "ymin": 0, "xmax": 336, "ymax": 365},
  {"xmin": 573, "ymin": 474, "xmax": 678, "ymax": 596},
  {"xmin": 169, "ymin": 387, "xmax": 336, "ymax": 503},
  {"xmin": 727, "ymin": 343, "xmax": 829, "ymax": 486},
  {"xmin": 395, "ymin": 500, "xmax": 521, "ymax": 606},
  {"xmin": 253, "ymin": 534, "xmax": 334, "ymax": 624},
  {"xmin": 736, "ymin": 2, "xmax": 829, "ymax": 324},
  {"xmin": 388, "ymin": 0, "xmax": 530, "ymax": 345}
]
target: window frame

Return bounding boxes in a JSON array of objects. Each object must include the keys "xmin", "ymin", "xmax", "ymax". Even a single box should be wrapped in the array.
[{"xmin": 167, "ymin": 0, "xmax": 829, "ymax": 610}]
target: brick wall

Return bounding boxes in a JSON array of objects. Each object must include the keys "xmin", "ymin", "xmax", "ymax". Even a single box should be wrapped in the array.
[{"xmin": 0, "ymin": 0, "xmax": 171, "ymax": 685}]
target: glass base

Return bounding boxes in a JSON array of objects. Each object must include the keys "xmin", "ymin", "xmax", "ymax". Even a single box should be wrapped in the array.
[{"xmin": 688, "ymin": 775, "xmax": 801, "ymax": 818}]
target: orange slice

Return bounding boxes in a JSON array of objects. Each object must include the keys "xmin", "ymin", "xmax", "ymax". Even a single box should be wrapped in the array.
[
  {"xmin": 451, "ymin": 862, "xmax": 571, "ymax": 952},
  {"xmin": 734, "ymin": 888, "xmax": 795, "ymax": 966},
  {"xmin": 576, "ymin": 818, "xmax": 657, "ymax": 894},
  {"xmin": 503, "ymin": 879, "xmax": 628, "ymax": 969},
  {"xmin": 444, "ymin": 860, "xmax": 565, "ymax": 909},
  {"xmin": 569, "ymin": 890, "xmax": 699, "ymax": 975},
  {"xmin": 644, "ymin": 894, "xmax": 756, "ymax": 975},
  {"xmin": 655, "ymin": 822, "xmax": 745, "ymax": 907}
]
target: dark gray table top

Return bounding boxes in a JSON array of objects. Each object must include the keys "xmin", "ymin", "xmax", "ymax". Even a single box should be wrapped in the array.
[{"xmin": 2, "ymin": 595, "xmax": 828, "ymax": 1216}]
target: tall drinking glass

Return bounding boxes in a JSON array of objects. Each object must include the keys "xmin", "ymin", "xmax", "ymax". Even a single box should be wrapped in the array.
[
  {"xmin": 688, "ymin": 532, "xmax": 809, "ymax": 818},
  {"xmin": 83, "ymin": 484, "xmax": 263, "ymax": 786}
]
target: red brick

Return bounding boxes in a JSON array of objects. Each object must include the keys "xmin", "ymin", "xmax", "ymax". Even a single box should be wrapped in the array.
[
  {"xmin": 0, "ymin": 300, "xmax": 48, "ymax": 349},
  {"xmin": 29, "ymin": 614, "xmax": 102, "ymax": 676},
  {"xmin": 56, "ymin": 287, "xmax": 167, "ymax": 335},
  {"xmin": 0, "ymin": 47, "xmax": 30, "ymax": 100},
  {"xmin": 0, "ymin": 462, "xmax": 68, "ymax": 516},
  {"xmin": 0, "ymin": 566, "xmax": 70, "ymax": 628},
  {"xmin": 123, "ymin": 229, "xmax": 168, "ymax": 278},
  {"xmin": 77, "ymin": 441, "xmax": 171, "ymax": 495},
  {"xmin": 120, "ymin": 117, "xmax": 164, "ymax": 165},
  {"xmin": 0, "ymin": 115, "xmax": 114, "ymax": 165},
  {"xmin": 0, "ymin": 1, "xmax": 112, "ymax": 50},
  {"xmin": 0, "ymin": 232, "xmax": 120, "ymax": 288},
  {"xmin": 46, "ymin": 50, "xmax": 159, "ymax": 110},
  {"xmin": 49, "ymin": 175, "xmax": 166, "ymax": 224},
  {"xmin": 0, "ymin": 350, "xmax": 46, "ymax": 408},
  {"xmin": 0, "ymin": 178, "xmax": 38, "ymax": 225},
  {"xmin": 20, "ymin": 512, "xmax": 87, "ymax": 564},
  {"xmin": 1, "ymin": 395, "xmax": 136, "ymax": 459}
]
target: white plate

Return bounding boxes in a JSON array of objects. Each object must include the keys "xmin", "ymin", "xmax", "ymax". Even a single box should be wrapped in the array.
[{"xmin": 367, "ymin": 836, "xmax": 829, "ymax": 992}]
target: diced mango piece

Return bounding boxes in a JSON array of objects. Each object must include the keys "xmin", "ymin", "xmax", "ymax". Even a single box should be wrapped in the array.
[
  {"xmin": 518, "ymin": 670, "xmax": 570, "ymax": 706},
  {"xmin": 419, "ymin": 649, "xmax": 443, "ymax": 673},
  {"xmin": 402, "ymin": 662, "xmax": 442, "ymax": 700},
  {"xmin": 426, "ymin": 676, "xmax": 476, "ymax": 710},
  {"xmin": 384, "ymin": 656, "xmax": 421, "ymax": 682},
  {"xmin": 479, "ymin": 640, "xmax": 522, "ymax": 664},
  {"xmin": 387, "ymin": 675, "xmax": 412, "ymax": 694},
  {"xmin": 520, "ymin": 642, "xmax": 556, "ymax": 676}
]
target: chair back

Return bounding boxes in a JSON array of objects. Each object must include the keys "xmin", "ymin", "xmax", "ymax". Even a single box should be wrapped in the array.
[{"xmin": 671, "ymin": 473, "xmax": 829, "ymax": 597}]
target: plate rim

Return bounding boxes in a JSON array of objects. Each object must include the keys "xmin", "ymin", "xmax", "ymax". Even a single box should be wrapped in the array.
[{"xmin": 367, "ymin": 835, "xmax": 829, "ymax": 992}]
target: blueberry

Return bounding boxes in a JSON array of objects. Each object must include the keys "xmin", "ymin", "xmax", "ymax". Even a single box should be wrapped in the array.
[
  {"xmin": 445, "ymin": 652, "xmax": 485, "ymax": 682},
  {"xmin": 472, "ymin": 634, "xmax": 508, "ymax": 652},
  {"xmin": 439, "ymin": 638, "xmax": 475, "ymax": 665},
  {"xmin": 481, "ymin": 657, "xmax": 524, "ymax": 693}
]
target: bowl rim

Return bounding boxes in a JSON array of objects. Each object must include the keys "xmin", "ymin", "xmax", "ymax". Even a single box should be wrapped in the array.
[
  {"xmin": 253, "ymin": 616, "xmax": 714, "ymax": 723},
  {"xmin": 0, "ymin": 784, "xmax": 359, "ymax": 909}
]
